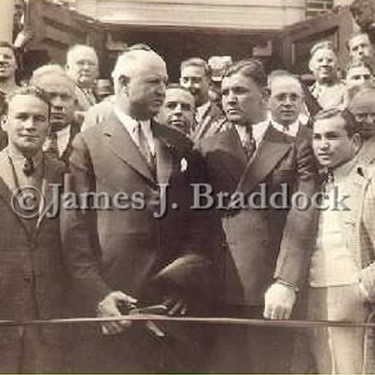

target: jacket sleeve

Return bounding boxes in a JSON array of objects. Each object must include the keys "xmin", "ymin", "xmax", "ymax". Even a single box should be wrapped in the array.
[
  {"xmin": 60, "ymin": 133, "xmax": 111, "ymax": 312},
  {"xmin": 359, "ymin": 174, "xmax": 375, "ymax": 301},
  {"xmin": 274, "ymin": 136, "xmax": 319, "ymax": 290}
]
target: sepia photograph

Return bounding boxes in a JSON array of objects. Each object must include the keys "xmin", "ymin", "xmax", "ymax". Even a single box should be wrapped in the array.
[{"xmin": 0, "ymin": 0, "xmax": 374, "ymax": 373}]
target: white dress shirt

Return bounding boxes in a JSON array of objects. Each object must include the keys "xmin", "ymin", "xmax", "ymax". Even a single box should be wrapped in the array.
[
  {"xmin": 56, "ymin": 125, "xmax": 71, "ymax": 158},
  {"xmin": 270, "ymin": 119, "xmax": 301, "ymax": 138},
  {"xmin": 234, "ymin": 121, "xmax": 269, "ymax": 151},
  {"xmin": 309, "ymin": 159, "xmax": 359, "ymax": 287},
  {"xmin": 114, "ymin": 106, "xmax": 155, "ymax": 155},
  {"xmin": 196, "ymin": 101, "xmax": 211, "ymax": 125}
]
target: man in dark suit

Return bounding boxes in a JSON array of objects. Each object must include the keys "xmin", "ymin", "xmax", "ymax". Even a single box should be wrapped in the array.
[
  {"xmin": 180, "ymin": 57, "xmax": 226, "ymax": 141},
  {"xmin": 0, "ymin": 86, "xmax": 68, "ymax": 372},
  {"xmin": 30, "ymin": 64, "xmax": 80, "ymax": 165},
  {"xmin": 61, "ymin": 47, "xmax": 211, "ymax": 373},
  {"xmin": 197, "ymin": 59, "xmax": 317, "ymax": 373}
]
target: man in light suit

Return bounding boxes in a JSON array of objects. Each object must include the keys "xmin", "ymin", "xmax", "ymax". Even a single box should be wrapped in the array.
[
  {"xmin": 197, "ymin": 59, "xmax": 317, "ymax": 373},
  {"xmin": 308, "ymin": 108, "xmax": 375, "ymax": 374},
  {"xmin": 0, "ymin": 86, "xmax": 68, "ymax": 372},
  {"xmin": 180, "ymin": 57, "xmax": 226, "ymax": 141},
  {"xmin": 61, "ymin": 47, "xmax": 212, "ymax": 373}
]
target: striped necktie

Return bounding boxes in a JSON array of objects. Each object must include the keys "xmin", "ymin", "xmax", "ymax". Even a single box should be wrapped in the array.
[
  {"xmin": 243, "ymin": 126, "xmax": 256, "ymax": 160},
  {"xmin": 137, "ymin": 122, "xmax": 155, "ymax": 172}
]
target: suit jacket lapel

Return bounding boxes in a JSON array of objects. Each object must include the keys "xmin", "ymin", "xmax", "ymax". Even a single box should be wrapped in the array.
[
  {"xmin": 237, "ymin": 126, "xmax": 293, "ymax": 194},
  {"xmin": 103, "ymin": 112, "xmax": 155, "ymax": 185},
  {"xmin": 0, "ymin": 150, "xmax": 34, "ymax": 237},
  {"xmin": 214, "ymin": 127, "xmax": 247, "ymax": 185},
  {"xmin": 36, "ymin": 157, "xmax": 64, "ymax": 230}
]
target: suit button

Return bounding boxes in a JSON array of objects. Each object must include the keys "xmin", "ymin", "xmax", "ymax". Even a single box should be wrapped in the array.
[{"xmin": 23, "ymin": 275, "xmax": 31, "ymax": 282}]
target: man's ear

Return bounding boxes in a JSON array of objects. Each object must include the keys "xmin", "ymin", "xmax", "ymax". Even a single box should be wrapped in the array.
[
  {"xmin": 261, "ymin": 87, "xmax": 270, "ymax": 108},
  {"xmin": 1, "ymin": 114, "xmax": 9, "ymax": 132},
  {"xmin": 118, "ymin": 75, "xmax": 130, "ymax": 94}
]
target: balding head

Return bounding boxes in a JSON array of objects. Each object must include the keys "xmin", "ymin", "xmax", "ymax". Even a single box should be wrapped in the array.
[
  {"xmin": 113, "ymin": 48, "xmax": 168, "ymax": 120},
  {"xmin": 66, "ymin": 44, "xmax": 98, "ymax": 88}
]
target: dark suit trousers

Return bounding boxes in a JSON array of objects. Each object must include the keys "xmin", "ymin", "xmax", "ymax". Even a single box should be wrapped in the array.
[
  {"xmin": 70, "ymin": 321, "xmax": 211, "ymax": 373},
  {"xmin": 207, "ymin": 305, "xmax": 295, "ymax": 373}
]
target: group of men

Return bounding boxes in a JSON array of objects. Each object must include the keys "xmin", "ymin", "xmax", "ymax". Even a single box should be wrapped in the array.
[{"xmin": 0, "ymin": 0, "xmax": 375, "ymax": 372}]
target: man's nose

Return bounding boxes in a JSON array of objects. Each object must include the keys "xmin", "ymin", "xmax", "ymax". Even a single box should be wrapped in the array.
[
  {"xmin": 81, "ymin": 62, "xmax": 92, "ymax": 69},
  {"xmin": 52, "ymin": 97, "xmax": 64, "ymax": 109},
  {"xmin": 156, "ymin": 82, "xmax": 166, "ymax": 97},
  {"xmin": 23, "ymin": 117, "xmax": 36, "ymax": 129},
  {"xmin": 365, "ymin": 114, "xmax": 375, "ymax": 126},
  {"xmin": 173, "ymin": 103, "xmax": 183, "ymax": 114},
  {"xmin": 52, "ymin": 104, "xmax": 64, "ymax": 112},
  {"xmin": 320, "ymin": 139, "xmax": 330, "ymax": 149},
  {"xmin": 226, "ymin": 91, "xmax": 237, "ymax": 104},
  {"xmin": 283, "ymin": 96, "xmax": 293, "ymax": 106}
]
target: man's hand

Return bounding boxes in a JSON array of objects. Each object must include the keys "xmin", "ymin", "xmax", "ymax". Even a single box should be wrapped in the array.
[
  {"xmin": 263, "ymin": 282, "xmax": 296, "ymax": 320},
  {"xmin": 162, "ymin": 296, "xmax": 188, "ymax": 316},
  {"xmin": 97, "ymin": 291, "xmax": 137, "ymax": 335}
]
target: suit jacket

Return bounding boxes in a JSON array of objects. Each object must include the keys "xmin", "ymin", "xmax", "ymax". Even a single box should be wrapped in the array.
[
  {"xmin": 0, "ymin": 149, "xmax": 68, "ymax": 372},
  {"xmin": 60, "ymin": 122, "xmax": 81, "ymax": 166},
  {"xmin": 61, "ymin": 111, "xmax": 211, "ymax": 313},
  {"xmin": 192, "ymin": 101, "xmax": 226, "ymax": 142},
  {"xmin": 198, "ymin": 124, "xmax": 318, "ymax": 307},
  {"xmin": 357, "ymin": 136, "xmax": 375, "ymax": 165},
  {"xmin": 74, "ymin": 85, "xmax": 97, "ymax": 112}
]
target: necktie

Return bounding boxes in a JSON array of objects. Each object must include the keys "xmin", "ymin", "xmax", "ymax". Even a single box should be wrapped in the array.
[
  {"xmin": 243, "ymin": 126, "xmax": 256, "ymax": 160},
  {"xmin": 22, "ymin": 157, "xmax": 35, "ymax": 176},
  {"xmin": 44, "ymin": 131, "xmax": 59, "ymax": 159},
  {"xmin": 137, "ymin": 122, "xmax": 155, "ymax": 171},
  {"xmin": 322, "ymin": 168, "xmax": 335, "ymax": 191}
]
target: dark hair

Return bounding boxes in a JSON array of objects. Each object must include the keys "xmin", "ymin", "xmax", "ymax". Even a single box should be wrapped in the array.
[
  {"xmin": 224, "ymin": 59, "xmax": 267, "ymax": 88},
  {"xmin": 350, "ymin": 0, "xmax": 374, "ymax": 14},
  {"xmin": 313, "ymin": 108, "xmax": 360, "ymax": 137},
  {"xmin": 180, "ymin": 57, "xmax": 211, "ymax": 78},
  {"xmin": 346, "ymin": 32, "xmax": 371, "ymax": 50},
  {"xmin": 3, "ymin": 86, "xmax": 51, "ymax": 115}
]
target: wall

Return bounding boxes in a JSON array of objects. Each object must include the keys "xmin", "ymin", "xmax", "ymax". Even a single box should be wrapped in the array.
[{"xmin": 75, "ymin": 0, "xmax": 306, "ymax": 31}]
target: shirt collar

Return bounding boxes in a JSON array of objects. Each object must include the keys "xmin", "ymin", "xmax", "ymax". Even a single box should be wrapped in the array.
[
  {"xmin": 7, "ymin": 146, "xmax": 43, "ymax": 168},
  {"xmin": 270, "ymin": 118, "xmax": 300, "ymax": 137},
  {"xmin": 196, "ymin": 101, "xmax": 211, "ymax": 122},
  {"xmin": 114, "ymin": 106, "xmax": 151, "ymax": 133},
  {"xmin": 234, "ymin": 121, "xmax": 269, "ymax": 146},
  {"xmin": 332, "ymin": 158, "xmax": 358, "ymax": 183}
]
